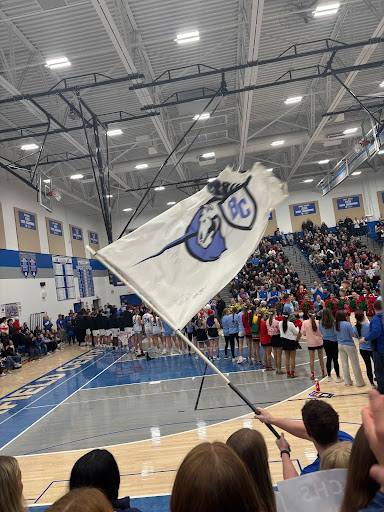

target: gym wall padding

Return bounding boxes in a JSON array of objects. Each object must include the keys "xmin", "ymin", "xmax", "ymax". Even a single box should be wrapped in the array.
[
  {"xmin": 14, "ymin": 207, "xmax": 41, "ymax": 253},
  {"xmin": 289, "ymin": 201, "xmax": 321, "ymax": 232},
  {"xmin": 332, "ymin": 194, "xmax": 365, "ymax": 222},
  {"xmin": 69, "ymin": 224, "xmax": 85, "ymax": 258},
  {"xmin": 0, "ymin": 203, "xmax": 6, "ymax": 249},
  {"xmin": 45, "ymin": 217, "xmax": 66, "ymax": 255},
  {"xmin": 263, "ymin": 209, "xmax": 278, "ymax": 237}
]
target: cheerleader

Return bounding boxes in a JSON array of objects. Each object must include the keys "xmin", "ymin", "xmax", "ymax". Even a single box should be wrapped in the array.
[
  {"xmin": 195, "ymin": 313, "xmax": 210, "ymax": 359},
  {"xmin": 237, "ymin": 307, "xmax": 246, "ymax": 363},
  {"xmin": 221, "ymin": 308, "xmax": 233, "ymax": 360},
  {"xmin": 251, "ymin": 307, "xmax": 261, "ymax": 365},
  {"xmin": 257, "ymin": 312, "xmax": 272, "ymax": 370},
  {"xmin": 132, "ymin": 309, "xmax": 143, "ymax": 355},
  {"xmin": 186, "ymin": 319, "xmax": 195, "ymax": 355},
  {"xmin": 301, "ymin": 311, "xmax": 325, "ymax": 380},
  {"xmin": 266, "ymin": 309, "xmax": 283, "ymax": 374},
  {"xmin": 206, "ymin": 310, "xmax": 220, "ymax": 359},
  {"xmin": 228, "ymin": 307, "xmax": 240, "ymax": 362},
  {"xmin": 279, "ymin": 312, "xmax": 300, "ymax": 378}
]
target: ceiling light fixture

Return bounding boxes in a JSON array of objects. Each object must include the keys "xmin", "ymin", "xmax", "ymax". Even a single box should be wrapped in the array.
[
  {"xmin": 135, "ymin": 163, "xmax": 149, "ymax": 169},
  {"xmin": 343, "ymin": 127, "xmax": 358, "ymax": 134},
  {"xmin": 380, "ymin": 81, "xmax": 384, "ymax": 88},
  {"xmin": 378, "ymin": 149, "xmax": 384, "ymax": 154},
  {"xmin": 106, "ymin": 195, "xmax": 113, "ymax": 198},
  {"xmin": 313, "ymin": 3, "xmax": 340, "ymax": 16},
  {"xmin": 21, "ymin": 143, "xmax": 39, "ymax": 150},
  {"xmin": 175, "ymin": 31, "xmax": 200, "ymax": 44},
  {"xmin": 107, "ymin": 128, "xmax": 123, "ymax": 136},
  {"xmin": 202, "ymin": 152, "xmax": 215, "ymax": 158},
  {"xmin": 193, "ymin": 112, "xmax": 210, "ymax": 121},
  {"xmin": 271, "ymin": 140, "xmax": 284, "ymax": 146},
  {"xmin": 207, "ymin": 177, "xmax": 217, "ymax": 182},
  {"xmin": 284, "ymin": 96, "xmax": 302, "ymax": 104},
  {"xmin": 318, "ymin": 159, "xmax": 330, "ymax": 164},
  {"xmin": 70, "ymin": 174, "xmax": 84, "ymax": 180},
  {"xmin": 304, "ymin": 178, "xmax": 314, "ymax": 183},
  {"xmin": 167, "ymin": 201, "xmax": 176, "ymax": 205},
  {"xmin": 123, "ymin": 208, "xmax": 132, "ymax": 212},
  {"xmin": 351, "ymin": 171, "xmax": 361, "ymax": 176},
  {"xmin": 43, "ymin": 179, "xmax": 51, "ymax": 183},
  {"xmin": 45, "ymin": 57, "xmax": 71, "ymax": 69},
  {"xmin": 265, "ymin": 168, "xmax": 274, "ymax": 172},
  {"xmin": 154, "ymin": 186, "xmax": 165, "ymax": 191}
]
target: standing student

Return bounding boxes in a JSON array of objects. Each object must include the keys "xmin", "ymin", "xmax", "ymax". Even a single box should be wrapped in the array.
[
  {"xmin": 258, "ymin": 312, "xmax": 272, "ymax": 370},
  {"xmin": 360, "ymin": 300, "xmax": 384, "ymax": 394},
  {"xmin": 221, "ymin": 309, "xmax": 232, "ymax": 360},
  {"xmin": 186, "ymin": 319, "xmax": 195, "ymax": 356},
  {"xmin": 142, "ymin": 309, "xmax": 155, "ymax": 353},
  {"xmin": 251, "ymin": 308, "xmax": 261, "ymax": 365},
  {"xmin": 237, "ymin": 307, "xmax": 246, "ymax": 364},
  {"xmin": 229, "ymin": 307, "xmax": 240, "ymax": 363},
  {"xmin": 319, "ymin": 308, "xmax": 343, "ymax": 383},
  {"xmin": 242, "ymin": 306, "xmax": 253, "ymax": 365},
  {"xmin": 152, "ymin": 314, "xmax": 164, "ymax": 354},
  {"xmin": 267, "ymin": 309, "xmax": 283, "ymax": 374},
  {"xmin": 206, "ymin": 311, "xmax": 220, "ymax": 360},
  {"xmin": 353, "ymin": 311, "xmax": 375, "ymax": 388},
  {"xmin": 335, "ymin": 311, "xmax": 365, "ymax": 387},
  {"xmin": 279, "ymin": 312, "xmax": 299, "ymax": 378},
  {"xmin": 132, "ymin": 309, "xmax": 143, "ymax": 356},
  {"xmin": 301, "ymin": 311, "xmax": 325, "ymax": 380},
  {"xmin": 195, "ymin": 315, "xmax": 210, "ymax": 359}
]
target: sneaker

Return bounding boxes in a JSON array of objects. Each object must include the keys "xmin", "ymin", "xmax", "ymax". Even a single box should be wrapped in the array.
[
  {"xmin": 224, "ymin": 355, "xmax": 230, "ymax": 360},
  {"xmin": 146, "ymin": 352, "xmax": 154, "ymax": 361},
  {"xmin": 335, "ymin": 377, "xmax": 344, "ymax": 383},
  {"xmin": 14, "ymin": 363, "xmax": 22, "ymax": 369},
  {"xmin": 161, "ymin": 349, "xmax": 167, "ymax": 355},
  {"xmin": 216, "ymin": 355, "xmax": 220, "ymax": 360},
  {"xmin": 310, "ymin": 373, "xmax": 315, "ymax": 380},
  {"xmin": 327, "ymin": 376, "xmax": 333, "ymax": 382},
  {"xmin": 345, "ymin": 382, "xmax": 354, "ymax": 386},
  {"xmin": 7, "ymin": 370, "xmax": 12, "ymax": 374},
  {"xmin": 178, "ymin": 349, "xmax": 183, "ymax": 355},
  {"xmin": 232, "ymin": 357, "xmax": 237, "ymax": 362},
  {"xmin": 237, "ymin": 356, "xmax": 244, "ymax": 364},
  {"xmin": 291, "ymin": 373, "xmax": 297, "ymax": 378}
]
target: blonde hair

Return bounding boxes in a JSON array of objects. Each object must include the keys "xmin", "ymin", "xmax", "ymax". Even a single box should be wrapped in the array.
[
  {"xmin": 46, "ymin": 488, "xmax": 112, "ymax": 512},
  {"xmin": 320, "ymin": 441, "xmax": 352, "ymax": 470},
  {"xmin": 0, "ymin": 456, "xmax": 25, "ymax": 512}
]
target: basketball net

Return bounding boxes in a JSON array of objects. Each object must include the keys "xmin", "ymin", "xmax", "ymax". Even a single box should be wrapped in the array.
[{"xmin": 49, "ymin": 188, "xmax": 62, "ymax": 201}]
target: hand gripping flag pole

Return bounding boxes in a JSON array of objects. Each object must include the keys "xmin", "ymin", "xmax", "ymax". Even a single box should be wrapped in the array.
[{"xmin": 87, "ymin": 244, "xmax": 280, "ymax": 439}]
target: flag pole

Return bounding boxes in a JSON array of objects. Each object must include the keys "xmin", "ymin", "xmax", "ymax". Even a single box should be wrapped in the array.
[{"xmin": 87, "ymin": 245, "xmax": 280, "ymax": 439}]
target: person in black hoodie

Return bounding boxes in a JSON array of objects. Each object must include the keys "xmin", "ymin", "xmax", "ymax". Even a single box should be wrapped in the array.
[
  {"xmin": 75, "ymin": 310, "xmax": 87, "ymax": 346},
  {"xmin": 69, "ymin": 449, "xmax": 142, "ymax": 512},
  {"xmin": 89, "ymin": 312, "xmax": 98, "ymax": 347}
]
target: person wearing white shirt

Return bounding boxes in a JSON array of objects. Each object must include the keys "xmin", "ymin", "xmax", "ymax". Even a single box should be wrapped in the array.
[{"xmin": 279, "ymin": 313, "xmax": 300, "ymax": 378}]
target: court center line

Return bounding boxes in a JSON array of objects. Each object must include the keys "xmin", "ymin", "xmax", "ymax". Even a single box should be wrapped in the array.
[{"xmin": 0, "ymin": 352, "xmax": 122, "ymax": 452}]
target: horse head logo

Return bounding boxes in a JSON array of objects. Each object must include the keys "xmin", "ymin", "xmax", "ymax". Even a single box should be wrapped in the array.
[{"xmin": 197, "ymin": 204, "xmax": 221, "ymax": 249}]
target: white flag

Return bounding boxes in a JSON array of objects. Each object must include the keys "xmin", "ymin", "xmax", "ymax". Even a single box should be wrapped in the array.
[{"xmin": 95, "ymin": 165, "xmax": 287, "ymax": 328}]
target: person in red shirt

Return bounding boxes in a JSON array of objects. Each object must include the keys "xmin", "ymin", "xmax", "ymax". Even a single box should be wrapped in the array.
[
  {"xmin": 257, "ymin": 312, "xmax": 272, "ymax": 370},
  {"xmin": 296, "ymin": 285, "xmax": 307, "ymax": 303},
  {"xmin": 241, "ymin": 306, "xmax": 253, "ymax": 365}
]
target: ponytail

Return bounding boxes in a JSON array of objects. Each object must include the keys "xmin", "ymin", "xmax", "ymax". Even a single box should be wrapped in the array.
[
  {"xmin": 282, "ymin": 312, "xmax": 289, "ymax": 333},
  {"xmin": 354, "ymin": 310, "xmax": 364, "ymax": 337},
  {"xmin": 309, "ymin": 312, "xmax": 317, "ymax": 332}
]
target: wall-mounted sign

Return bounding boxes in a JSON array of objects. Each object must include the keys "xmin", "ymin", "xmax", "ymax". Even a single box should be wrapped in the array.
[
  {"xmin": 293, "ymin": 202, "xmax": 316, "ymax": 216},
  {"xmin": 18, "ymin": 211, "xmax": 36, "ymax": 230},
  {"xmin": 89, "ymin": 232, "xmax": 99, "ymax": 245},
  {"xmin": 71, "ymin": 226, "xmax": 83, "ymax": 240},
  {"xmin": 49, "ymin": 220, "xmax": 63, "ymax": 236},
  {"xmin": 336, "ymin": 196, "xmax": 360, "ymax": 210}
]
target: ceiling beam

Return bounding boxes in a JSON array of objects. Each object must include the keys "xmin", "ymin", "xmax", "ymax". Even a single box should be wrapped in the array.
[
  {"xmin": 287, "ymin": 16, "xmax": 384, "ymax": 181},
  {"xmin": 90, "ymin": 0, "xmax": 186, "ymax": 181},
  {"xmin": 238, "ymin": 0, "xmax": 264, "ymax": 170}
]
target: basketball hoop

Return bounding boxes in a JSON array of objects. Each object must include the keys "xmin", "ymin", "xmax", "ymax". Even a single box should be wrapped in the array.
[{"xmin": 49, "ymin": 188, "xmax": 62, "ymax": 201}]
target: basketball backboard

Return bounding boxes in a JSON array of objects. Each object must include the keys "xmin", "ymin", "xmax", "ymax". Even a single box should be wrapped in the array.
[{"xmin": 38, "ymin": 172, "xmax": 52, "ymax": 212}]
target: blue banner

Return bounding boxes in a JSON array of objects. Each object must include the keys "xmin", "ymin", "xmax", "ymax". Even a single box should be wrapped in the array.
[
  {"xmin": 336, "ymin": 196, "xmax": 360, "ymax": 210},
  {"xmin": 293, "ymin": 202, "xmax": 316, "ymax": 216},
  {"xmin": 89, "ymin": 232, "xmax": 98, "ymax": 245},
  {"xmin": 19, "ymin": 252, "xmax": 29, "ymax": 278},
  {"xmin": 28, "ymin": 253, "xmax": 37, "ymax": 278},
  {"xmin": 72, "ymin": 226, "xmax": 83, "ymax": 240},
  {"xmin": 18, "ymin": 211, "xmax": 36, "ymax": 230},
  {"xmin": 49, "ymin": 220, "xmax": 62, "ymax": 236}
]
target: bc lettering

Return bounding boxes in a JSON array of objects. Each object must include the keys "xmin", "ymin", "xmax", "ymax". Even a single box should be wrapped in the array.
[{"xmin": 228, "ymin": 197, "xmax": 250, "ymax": 219}]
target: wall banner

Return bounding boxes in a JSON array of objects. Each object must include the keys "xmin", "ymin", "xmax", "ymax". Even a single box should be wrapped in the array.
[
  {"xmin": 71, "ymin": 226, "xmax": 83, "ymax": 240},
  {"xmin": 19, "ymin": 252, "xmax": 29, "ymax": 278},
  {"xmin": 336, "ymin": 196, "xmax": 360, "ymax": 210},
  {"xmin": 49, "ymin": 220, "xmax": 63, "ymax": 236},
  {"xmin": 293, "ymin": 203, "xmax": 316, "ymax": 216},
  {"xmin": 89, "ymin": 232, "xmax": 99, "ymax": 245},
  {"xmin": 28, "ymin": 253, "xmax": 37, "ymax": 278},
  {"xmin": 18, "ymin": 210, "xmax": 36, "ymax": 230}
]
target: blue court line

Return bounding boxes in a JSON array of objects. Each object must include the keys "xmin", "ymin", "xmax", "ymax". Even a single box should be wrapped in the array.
[
  {"xmin": 0, "ymin": 350, "xmax": 114, "ymax": 449},
  {"xmin": 30, "ymin": 459, "xmax": 303, "ymax": 504}
]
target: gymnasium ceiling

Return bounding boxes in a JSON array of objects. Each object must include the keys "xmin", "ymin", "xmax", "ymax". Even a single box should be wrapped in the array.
[{"xmin": 0, "ymin": 0, "xmax": 384, "ymax": 222}]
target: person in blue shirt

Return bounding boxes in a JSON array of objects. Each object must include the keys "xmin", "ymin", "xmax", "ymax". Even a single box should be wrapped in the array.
[
  {"xmin": 269, "ymin": 286, "xmax": 280, "ymax": 307},
  {"xmin": 361, "ymin": 300, "xmax": 384, "ymax": 394},
  {"xmin": 257, "ymin": 286, "xmax": 268, "ymax": 302},
  {"xmin": 255, "ymin": 399, "xmax": 353, "ymax": 480},
  {"xmin": 282, "ymin": 294, "xmax": 294, "ymax": 315},
  {"xmin": 221, "ymin": 309, "xmax": 234, "ymax": 361},
  {"xmin": 228, "ymin": 308, "xmax": 239, "ymax": 362},
  {"xmin": 335, "ymin": 310, "xmax": 366, "ymax": 387},
  {"xmin": 353, "ymin": 311, "xmax": 375, "ymax": 388},
  {"xmin": 319, "ymin": 308, "xmax": 343, "ymax": 383}
]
